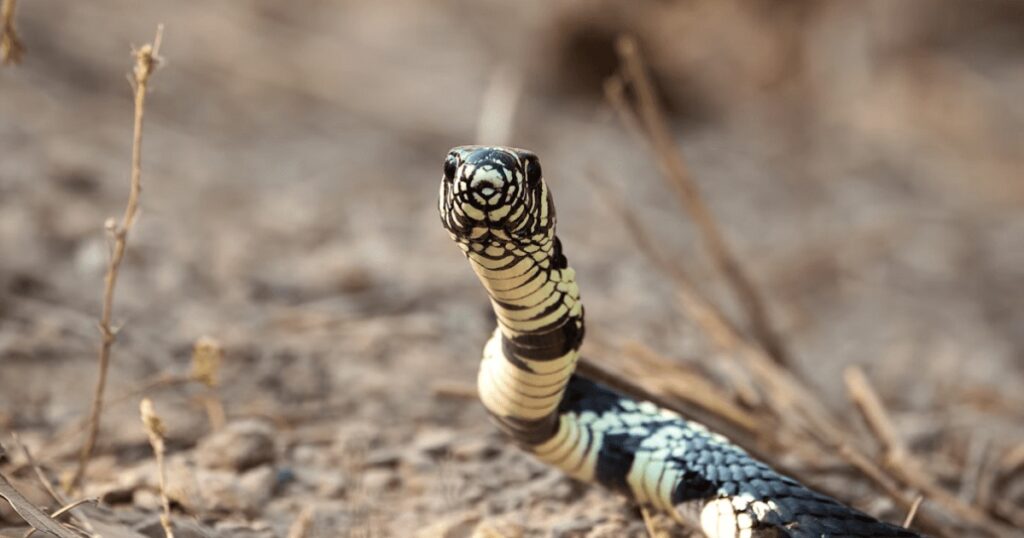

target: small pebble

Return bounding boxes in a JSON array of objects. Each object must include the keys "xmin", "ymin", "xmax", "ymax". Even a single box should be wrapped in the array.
[
  {"xmin": 451, "ymin": 437, "xmax": 500, "ymax": 461},
  {"xmin": 414, "ymin": 427, "xmax": 457, "ymax": 457},
  {"xmin": 361, "ymin": 468, "xmax": 399, "ymax": 492},
  {"xmin": 196, "ymin": 419, "xmax": 276, "ymax": 471}
]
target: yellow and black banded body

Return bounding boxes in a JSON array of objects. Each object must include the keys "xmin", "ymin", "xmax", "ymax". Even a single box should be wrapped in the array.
[{"xmin": 439, "ymin": 146, "xmax": 923, "ymax": 538}]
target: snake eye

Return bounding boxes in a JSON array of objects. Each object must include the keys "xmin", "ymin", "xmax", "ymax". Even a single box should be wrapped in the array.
[
  {"xmin": 525, "ymin": 159, "xmax": 542, "ymax": 186},
  {"xmin": 443, "ymin": 155, "xmax": 458, "ymax": 182}
]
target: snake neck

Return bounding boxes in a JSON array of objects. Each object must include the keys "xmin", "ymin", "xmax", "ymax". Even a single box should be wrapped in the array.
[{"xmin": 456, "ymin": 227, "xmax": 585, "ymax": 444}]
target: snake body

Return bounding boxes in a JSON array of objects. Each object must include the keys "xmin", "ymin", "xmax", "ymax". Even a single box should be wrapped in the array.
[{"xmin": 438, "ymin": 146, "xmax": 923, "ymax": 538}]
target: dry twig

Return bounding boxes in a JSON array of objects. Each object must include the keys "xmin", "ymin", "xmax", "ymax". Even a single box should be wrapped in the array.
[
  {"xmin": 70, "ymin": 24, "xmax": 164, "ymax": 492},
  {"xmin": 845, "ymin": 366, "xmax": 1011, "ymax": 536},
  {"xmin": 0, "ymin": 0, "xmax": 24, "ymax": 65},
  {"xmin": 140, "ymin": 398, "xmax": 174, "ymax": 538},
  {"xmin": 601, "ymin": 55, "xmax": 955, "ymax": 533},
  {"xmin": 904, "ymin": 495, "xmax": 925, "ymax": 528},
  {"xmin": 610, "ymin": 35, "xmax": 791, "ymax": 368}
]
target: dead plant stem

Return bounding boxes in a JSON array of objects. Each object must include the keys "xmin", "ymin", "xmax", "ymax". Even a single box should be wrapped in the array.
[
  {"xmin": 141, "ymin": 398, "xmax": 174, "ymax": 538},
  {"xmin": 69, "ymin": 24, "xmax": 164, "ymax": 493},
  {"xmin": 611, "ymin": 35, "xmax": 791, "ymax": 368},
  {"xmin": 845, "ymin": 366, "xmax": 1011, "ymax": 536}
]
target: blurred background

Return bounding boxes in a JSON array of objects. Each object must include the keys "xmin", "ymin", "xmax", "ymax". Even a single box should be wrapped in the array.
[{"xmin": 1, "ymin": 1, "xmax": 1022, "ymax": 536}]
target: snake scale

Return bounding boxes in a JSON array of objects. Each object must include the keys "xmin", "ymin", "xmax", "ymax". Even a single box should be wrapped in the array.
[{"xmin": 438, "ymin": 145, "xmax": 923, "ymax": 538}]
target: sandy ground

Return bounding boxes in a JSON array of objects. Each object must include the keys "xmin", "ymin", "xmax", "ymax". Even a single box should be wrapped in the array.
[{"xmin": 1, "ymin": 1, "xmax": 1023, "ymax": 537}]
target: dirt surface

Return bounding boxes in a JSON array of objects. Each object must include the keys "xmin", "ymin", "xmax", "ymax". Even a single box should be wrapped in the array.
[{"xmin": 1, "ymin": 1, "xmax": 1023, "ymax": 537}]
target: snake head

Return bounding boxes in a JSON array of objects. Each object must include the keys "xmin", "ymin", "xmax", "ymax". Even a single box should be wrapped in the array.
[{"xmin": 439, "ymin": 145, "xmax": 553, "ymax": 243}]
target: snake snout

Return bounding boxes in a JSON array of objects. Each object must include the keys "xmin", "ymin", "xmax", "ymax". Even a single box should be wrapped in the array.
[
  {"xmin": 469, "ymin": 169, "xmax": 504, "ymax": 191},
  {"xmin": 466, "ymin": 167, "xmax": 509, "ymax": 207}
]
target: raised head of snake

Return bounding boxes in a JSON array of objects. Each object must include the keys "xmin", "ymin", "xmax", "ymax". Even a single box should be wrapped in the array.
[
  {"xmin": 438, "ymin": 146, "xmax": 922, "ymax": 538},
  {"xmin": 440, "ymin": 145, "xmax": 583, "ymax": 443}
]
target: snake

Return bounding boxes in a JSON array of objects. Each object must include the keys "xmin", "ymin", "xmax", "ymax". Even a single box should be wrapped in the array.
[{"xmin": 438, "ymin": 145, "xmax": 924, "ymax": 538}]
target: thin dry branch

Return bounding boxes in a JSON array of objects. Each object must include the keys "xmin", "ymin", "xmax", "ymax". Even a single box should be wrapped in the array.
[
  {"xmin": 609, "ymin": 35, "xmax": 791, "ymax": 369},
  {"xmin": 845, "ymin": 366, "xmax": 1011, "ymax": 536},
  {"xmin": 610, "ymin": 341, "xmax": 765, "ymax": 436},
  {"xmin": 585, "ymin": 170, "xmax": 956, "ymax": 536},
  {"xmin": 605, "ymin": 61, "xmax": 945, "ymax": 532},
  {"xmin": 0, "ymin": 0, "xmax": 23, "ymax": 65},
  {"xmin": 904, "ymin": 495, "xmax": 924, "ymax": 528},
  {"xmin": 586, "ymin": 171, "xmax": 783, "ymax": 421},
  {"xmin": 69, "ymin": 24, "xmax": 164, "ymax": 492},
  {"xmin": 140, "ymin": 398, "xmax": 174, "ymax": 538},
  {"xmin": 844, "ymin": 367, "xmax": 904, "ymax": 454}
]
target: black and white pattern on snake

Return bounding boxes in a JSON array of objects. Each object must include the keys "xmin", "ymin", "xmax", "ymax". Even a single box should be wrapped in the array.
[{"xmin": 439, "ymin": 146, "xmax": 923, "ymax": 538}]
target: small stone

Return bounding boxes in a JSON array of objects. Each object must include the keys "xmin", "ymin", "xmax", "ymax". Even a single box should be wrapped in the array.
[
  {"xmin": 99, "ymin": 486, "xmax": 134, "ymax": 505},
  {"xmin": 292, "ymin": 444, "xmax": 319, "ymax": 465},
  {"xmin": 196, "ymin": 419, "xmax": 276, "ymax": 471},
  {"xmin": 360, "ymin": 468, "xmax": 399, "ymax": 492},
  {"xmin": 451, "ymin": 437, "xmax": 500, "ymax": 461},
  {"xmin": 132, "ymin": 488, "xmax": 161, "ymax": 511},
  {"xmin": 403, "ymin": 449, "xmax": 436, "ymax": 473},
  {"xmin": 528, "ymin": 472, "xmax": 579, "ymax": 502},
  {"xmin": 316, "ymin": 471, "xmax": 348, "ymax": 498},
  {"xmin": 414, "ymin": 428, "xmax": 457, "ymax": 457},
  {"xmin": 364, "ymin": 448, "xmax": 402, "ymax": 468},
  {"xmin": 235, "ymin": 465, "xmax": 276, "ymax": 511},
  {"xmin": 166, "ymin": 460, "xmax": 276, "ymax": 516}
]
